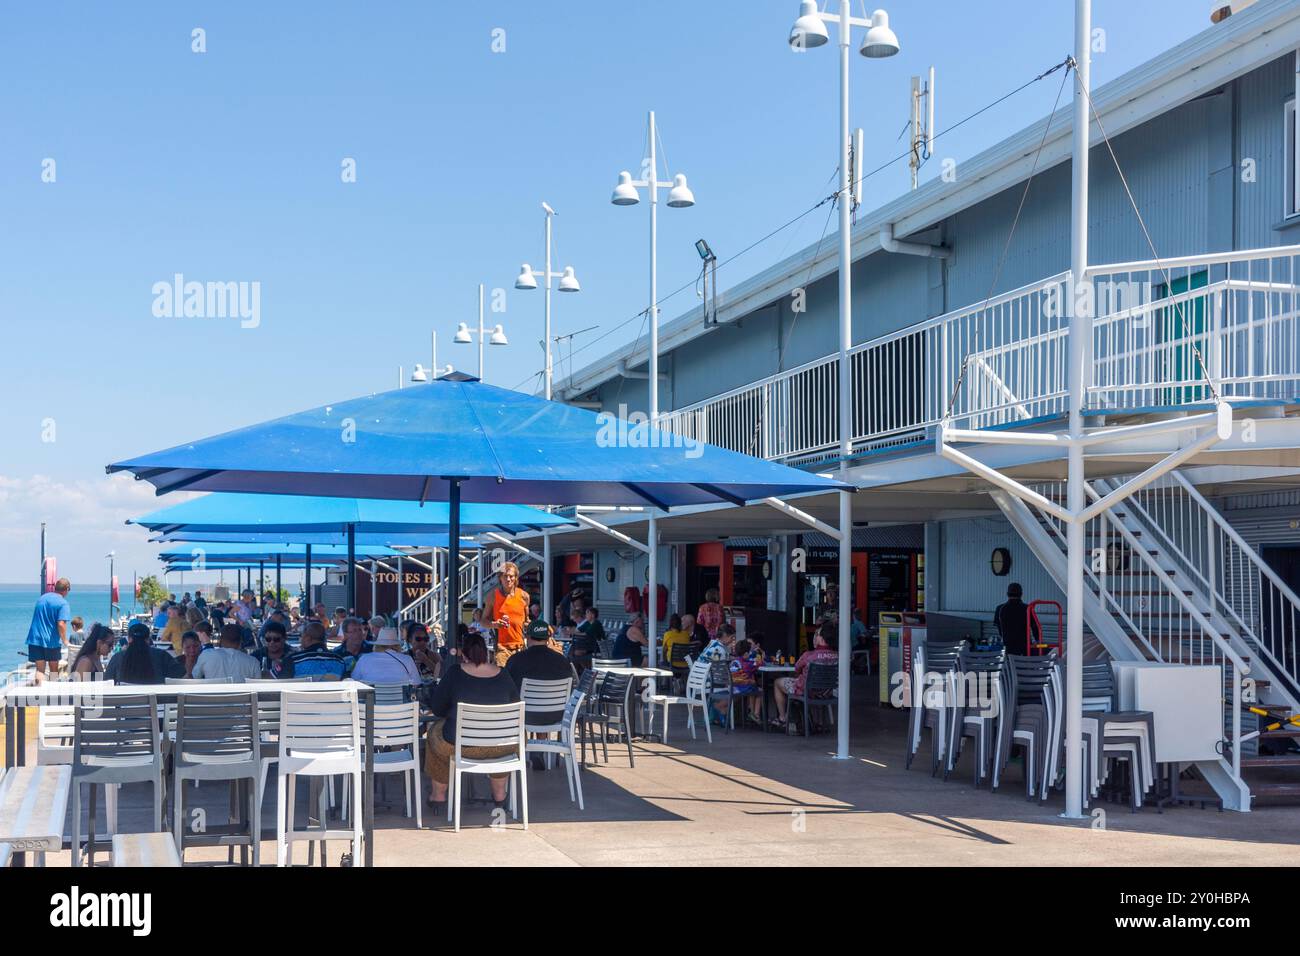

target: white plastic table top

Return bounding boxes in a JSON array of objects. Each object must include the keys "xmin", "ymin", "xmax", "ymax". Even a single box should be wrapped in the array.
[
  {"xmin": 0, "ymin": 765, "xmax": 72, "ymax": 852},
  {"xmin": 758, "ymin": 665, "xmax": 795, "ymax": 673},
  {"xmin": 2, "ymin": 678, "xmax": 376, "ymax": 705}
]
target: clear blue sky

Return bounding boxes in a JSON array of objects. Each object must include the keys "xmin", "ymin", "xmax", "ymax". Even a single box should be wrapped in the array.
[{"xmin": 0, "ymin": 0, "xmax": 1210, "ymax": 584}]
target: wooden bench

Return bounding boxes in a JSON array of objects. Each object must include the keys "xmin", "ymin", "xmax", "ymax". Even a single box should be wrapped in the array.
[
  {"xmin": 0, "ymin": 765, "xmax": 73, "ymax": 866},
  {"xmin": 111, "ymin": 832, "xmax": 181, "ymax": 867}
]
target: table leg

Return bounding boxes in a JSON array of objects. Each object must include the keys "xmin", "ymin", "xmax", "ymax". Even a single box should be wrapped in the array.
[
  {"xmin": 4, "ymin": 703, "xmax": 13, "ymax": 769},
  {"xmin": 15, "ymin": 707, "xmax": 26, "ymax": 766}
]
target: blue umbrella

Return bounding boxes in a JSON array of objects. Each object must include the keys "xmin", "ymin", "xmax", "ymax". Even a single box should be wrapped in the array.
[
  {"xmin": 108, "ymin": 374, "xmax": 849, "ymax": 636},
  {"xmin": 130, "ymin": 494, "xmax": 572, "ymax": 536},
  {"xmin": 156, "ymin": 543, "xmax": 403, "ymax": 563}
]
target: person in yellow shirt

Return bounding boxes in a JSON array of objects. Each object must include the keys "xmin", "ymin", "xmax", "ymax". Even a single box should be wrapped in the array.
[
  {"xmin": 158, "ymin": 603, "xmax": 188, "ymax": 654},
  {"xmin": 662, "ymin": 613, "xmax": 694, "ymax": 681}
]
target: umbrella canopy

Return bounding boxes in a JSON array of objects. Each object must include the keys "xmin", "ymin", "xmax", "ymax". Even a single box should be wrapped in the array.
[
  {"xmin": 161, "ymin": 557, "xmax": 348, "ymax": 571},
  {"xmin": 130, "ymin": 494, "xmax": 573, "ymax": 536},
  {"xmin": 107, "ymin": 375, "xmax": 846, "ymax": 507},
  {"xmin": 152, "ymin": 530, "xmax": 487, "ymax": 548},
  {"xmin": 156, "ymin": 543, "xmax": 403, "ymax": 563}
]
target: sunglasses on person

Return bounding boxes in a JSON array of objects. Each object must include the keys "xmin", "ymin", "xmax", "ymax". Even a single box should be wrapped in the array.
[
  {"xmin": 265, "ymin": 635, "xmax": 284, "ymax": 643},
  {"xmin": 412, "ymin": 634, "xmax": 429, "ymax": 642}
]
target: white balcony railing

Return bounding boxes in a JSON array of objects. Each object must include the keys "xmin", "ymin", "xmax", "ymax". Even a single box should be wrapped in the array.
[{"xmin": 657, "ymin": 245, "xmax": 1300, "ymax": 466}]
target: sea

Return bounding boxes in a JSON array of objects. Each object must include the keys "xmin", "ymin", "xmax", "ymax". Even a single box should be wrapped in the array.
[{"xmin": 0, "ymin": 584, "xmax": 130, "ymax": 676}]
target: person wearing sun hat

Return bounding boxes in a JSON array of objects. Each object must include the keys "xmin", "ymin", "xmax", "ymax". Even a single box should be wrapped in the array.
[{"xmin": 351, "ymin": 626, "xmax": 421, "ymax": 685}]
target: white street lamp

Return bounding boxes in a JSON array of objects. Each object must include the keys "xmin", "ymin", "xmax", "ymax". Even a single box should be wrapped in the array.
[
  {"xmin": 514, "ymin": 204, "xmax": 581, "ymax": 400},
  {"xmin": 788, "ymin": 3, "xmax": 898, "ymax": 761},
  {"xmin": 411, "ymin": 331, "xmax": 453, "ymax": 383},
  {"xmin": 609, "ymin": 110, "xmax": 696, "ymax": 669},
  {"xmin": 452, "ymin": 284, "xmax": 509, "ymax": 380}
]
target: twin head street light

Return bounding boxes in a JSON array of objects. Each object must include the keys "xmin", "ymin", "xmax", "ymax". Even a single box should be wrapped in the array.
[
  {"xmin": 608, "ymin": 110, "xmax": 697, "ymax": 669},
  {"xmin": 453, "ymin": 283, "xmax": 509, "ymax": 381},
  {"xmin": 515, "ymin": 202, "xmax": 581, "ymax": 400},
  {"xmin": 787, "ymin": 2, "xmax": 898, "ymax": 761}
]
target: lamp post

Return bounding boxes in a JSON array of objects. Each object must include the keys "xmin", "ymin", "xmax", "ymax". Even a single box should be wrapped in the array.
[
  {"xmin": 788, "ymin": 2, "xmax": 899, "ymax": 760},
  {"xmin": 610, "ymin": 110, "xmax": 696, "ymax": 667},
  {"xmin": 106, "ymin": 551, "xmax": 115, "ymax": 622},
  {"xmin": 453, "ymin": 284, "xmax": 509, "ymax": 380},
  {"xmin": 515, "ymin": 203, "xmax": 581, "ymax": 401},
  {"xmin": 411, "ymin": 331, "xmax": 454, "ymax": 384}
]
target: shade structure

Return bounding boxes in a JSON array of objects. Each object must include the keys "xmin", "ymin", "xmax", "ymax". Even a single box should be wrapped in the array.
[
  {"xmin": 107, "ymin": 375, "xmax": 846, "ymax": 507},
  {"xmin": 156, "ymin": 543, "xmax": 403, "ymax": 563},
  {"xmin": 108, "ymin": 374, "xmax": 850, "ymax": 645},
  {"xmin": 161, "ymin": 557, "xmax": 346, "ymax": 571},
  {"xmin": 153, "ymin": 531, "xmax": 487, "ymax": 548},
  {"xmin": 130, "ymin": 494, "xmax": 573, "ymax": 536}
]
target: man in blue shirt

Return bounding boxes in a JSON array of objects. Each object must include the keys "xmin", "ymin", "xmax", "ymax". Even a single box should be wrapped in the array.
[{"xmin": 26, "ymin": 578, "xmax": 72, "ymax": 680}]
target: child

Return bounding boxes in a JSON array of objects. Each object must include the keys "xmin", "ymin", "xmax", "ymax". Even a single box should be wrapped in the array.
[{"xmin": 722, "ymin": 639, "xmax": 764, "ymax": 726}]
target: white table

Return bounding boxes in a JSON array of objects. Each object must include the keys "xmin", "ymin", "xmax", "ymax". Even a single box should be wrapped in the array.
[
  {"xmin": 2, "ymin": 679, "xmax": 377, "ymax": 866},
  {"xmin": 757, "ymin": 665, "xmax": 795, "ymax": 730}
]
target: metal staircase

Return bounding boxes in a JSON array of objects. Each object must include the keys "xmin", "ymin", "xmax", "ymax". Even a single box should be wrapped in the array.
[{"xmin": 992, "ymin": 478, "xmax": 1253, "ymax": 810}]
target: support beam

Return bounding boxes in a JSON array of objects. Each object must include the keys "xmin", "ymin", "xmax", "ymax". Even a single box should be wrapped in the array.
[
  {"xmin": 573, "ymin": 513, "xmax": 651, "ymax": 554},
  {"xmin": 1078, "ymin": 428, "xmax": 1221, "ymax": 523},
  {"xmin": 543, "ymin": 530, "xmax": 553, "ymax": 628},
  {"xmin": 482, "ymin": 533, "xmax": 544, "ymax": 565},
  {"xmin": 761, "ymin": 497, "xmax": 843, "ymax": 541},
  {"xmin": 936, "ymin": 441, "xmax": 1073, "ymax": 524}
]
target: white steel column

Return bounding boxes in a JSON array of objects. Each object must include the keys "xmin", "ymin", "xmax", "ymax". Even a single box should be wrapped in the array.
[
  {"xmin": 544, "ymin": 209, "xmax": 554, "ymax": 400},
  {"xmin": 834, "ymin": 0, "xmax": 853, "ymax": 760},
  {"xmin": 647, "ymin": 110, "xmax": 660, "ymax": 669},
  {"xmin": 1064, "ymin": 0, "xmax": 1092, "ymax": 819},
  {"xmin": 543, "ymin": 530, "xmax": 553, "ymax": 626}
]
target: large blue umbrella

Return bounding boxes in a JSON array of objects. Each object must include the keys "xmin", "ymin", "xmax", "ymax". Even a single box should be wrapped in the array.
[
  {"xmin": 130, "ymin": 494, "xmax": 572, "ymax": 536},
  {"xmin": 108, "ymin": 374, "xmax": 849, "ymax": 637},
  {"xmin": 156, "ymin": 543, "xmax": 403, "ymax": 563}
]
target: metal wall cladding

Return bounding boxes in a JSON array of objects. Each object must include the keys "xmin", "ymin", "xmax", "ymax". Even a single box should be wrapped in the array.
[
  {"xmin": 597, "ymin": 54, "xmax": 1298, "ymax": 419},
  {"xmin": 937, "ymin": 513, "xmax": 1063, "ymax": 618},
  {"xmin": 1235, "ymin": 55, "xmax": 1298, "ymax": 248}
]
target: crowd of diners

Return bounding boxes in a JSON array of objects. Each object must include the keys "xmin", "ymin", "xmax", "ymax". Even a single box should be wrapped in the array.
[{"xmin": 41, "ymin": 563, "xmax": 847, "ymax": 815}]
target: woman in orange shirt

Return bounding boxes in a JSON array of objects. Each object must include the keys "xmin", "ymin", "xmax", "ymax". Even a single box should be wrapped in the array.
[{"xmin": 490, "ymin": 561, "xmax": 530, "ymax": 667}]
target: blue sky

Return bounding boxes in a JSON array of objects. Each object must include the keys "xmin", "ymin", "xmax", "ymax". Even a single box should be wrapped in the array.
[{"xmin": 0, "ymin": 0, "xmax": 1211, "ymax": 584}]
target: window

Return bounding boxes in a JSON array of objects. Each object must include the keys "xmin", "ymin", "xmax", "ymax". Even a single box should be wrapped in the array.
[{"xmin": 1286, "ymin": 99, "xmax": 1300, "ymax": 220}]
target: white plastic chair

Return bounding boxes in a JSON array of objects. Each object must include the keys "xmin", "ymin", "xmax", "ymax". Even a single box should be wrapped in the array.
[
  {"xmin": 36, "ymin": 706, "xmax": 75, "ymax": 766},
  {"xmin": 648, "ymin": 658, "xmax": 713, "ymax": 744},
  {"xmin": 341, "ymin": 701, "xmax": 422, "ymax": 829},
  {"xmin": 524, "ymin": 690, "xmax": 587, "ymax": 810},
  {"xmin": 447, "ymin": 701, "xmax": 527, "ymax": 832},
  {"xmin": 275, "ymin": 688, "xmax": 363, "ymax": 866},
  {"xmin": 520, "ymin": 677, "xmax": 573, "ymax": 768}
]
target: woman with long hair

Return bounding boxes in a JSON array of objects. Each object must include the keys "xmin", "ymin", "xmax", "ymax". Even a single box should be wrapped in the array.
[
  {"xmin": 71, "ymin": 623, "xmax": 115, "ymax": 676},
  {"xmin": 106, "ymin": 621, "xmax": 182, "ymax": 684}
]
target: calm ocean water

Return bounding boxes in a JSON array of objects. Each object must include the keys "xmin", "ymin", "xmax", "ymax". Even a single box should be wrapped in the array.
[{"xmin": 0, "ymin": 584, "xmax": 131, "ymax": 675}]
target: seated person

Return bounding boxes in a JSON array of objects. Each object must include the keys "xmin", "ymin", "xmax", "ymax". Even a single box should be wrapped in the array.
[
  {"xmin": 193, "ymin": 623, "xmax": 263, "ymax": 682},
  {"xmin": 722, "ymin": 639, "xmax": 763, "ymax": 726},
  {"xmin": 332, "ymin": 617, "xmax": 370, "ymax": 677},
  {"xmin": 106, "ymin": 621, "xmax": 184, "ymax": 683},
  {"xmin": 771, "ymin": 622, "xmax": 838, "ymax": 731},
  {"xmin": 423, "ymin": 631, "xmax": 520, "ymax": 813},
  {"xmin": 286, "ymin": 621, "xmax": 346, "ymax": 680},
  {"xmin": 682, "ymin": 612, "xmax": 709, "ymax": 646},
  {"xmin": 352, "ymin": 627, "xmax": 422, "ymax": 685},
  {"xmin": 179, "ymin": 631, "xmax": 204, "ymax": 678},
  {"xmin": 505, "ymin": 622, "xmax": 574, "ymax": 727},
  {"xmin": 70, "ymin": 623, "xmax": 116, "ymax": 676},
  {"xmin": 612, "ymin": 613, "xmax": 646, "ymax": 667},
  {"xmin": 569, "ymin": 606, "xmax": 604, "ymax": 672},
  {"xmin": 252, "ymin": 620, "xmax": 295, "ymax": 679},
  {"xmin": 159, "ymin": 603, "xmax": 188, "ymax": 654},
  {"xmin": 404, "ymin": 621, "xmax": 439, "ymax": 679},
  {"xmin": 193, "ymin": 619, "xmax": 215, "ymax": 647},
  {"xmin": 662, "ymin": 614, "xmax": 693, "ymax": 668}
]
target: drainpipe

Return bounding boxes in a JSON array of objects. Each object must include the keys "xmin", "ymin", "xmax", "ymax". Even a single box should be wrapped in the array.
[{"xmin": 878, "ymin": 222, "xmax": 950, "ymax": 258}]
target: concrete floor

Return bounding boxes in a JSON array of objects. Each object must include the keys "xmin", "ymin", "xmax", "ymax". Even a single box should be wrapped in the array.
[{"xmin": 18, "ymin": 683, "xmax": 1300, "ymax": 867}]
